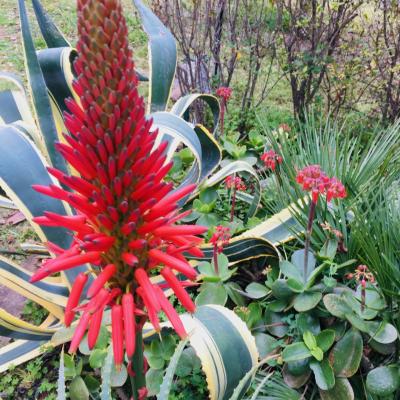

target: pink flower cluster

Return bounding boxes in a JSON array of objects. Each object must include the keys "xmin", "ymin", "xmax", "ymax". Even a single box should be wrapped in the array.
[
  {"xmin": 216, "ymin": 86, "xmax": 233, "ymax": 102},
  {"xmin": 261, "ymin": 150, "xmax": 283, "ymax": 171},
  {"xmin": 225, "ymin": 175, "xmax": 246, "ymax": 191},
  {"xmin": 296, "ymin": 165, "xmax": 346, "ymax": 203},
  {"xmin": 210, "ymin": 226, "xmax": 231, "ymax": 254}
]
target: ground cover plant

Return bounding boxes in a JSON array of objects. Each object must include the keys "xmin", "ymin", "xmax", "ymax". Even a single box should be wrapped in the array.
[{"xmin": 0, "ymin": 1, "xmax": 399, "ymax": 399}]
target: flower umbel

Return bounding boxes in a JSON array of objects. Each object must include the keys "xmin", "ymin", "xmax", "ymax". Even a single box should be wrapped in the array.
[
  {"xmin": 346, "ymin": 265, "xmax": 375, "ymax": 311},
  {"xmin": 31, "ymin": 0, "xmax": 206, "ymax": 369},
  {"xmin": 225, "ymin": 175, "xmax": 246, "ymax": 222},
  {"xmin": 261, "ymin": 150, "xmax": 283, "ymax": 171},
  {"xmin": 209, "ymin": 225, "xmax": 231, "ymax": 273},
  {"xmin": 216, "ymin": 86, "xmax": 232, "ymax": 137}
]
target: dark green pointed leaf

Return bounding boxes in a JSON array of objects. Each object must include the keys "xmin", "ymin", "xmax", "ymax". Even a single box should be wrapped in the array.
[
  {"xmin": 31, "ymin": 0, "xmax": 70, "ymax": 48},
  {"xmin": 133, "ymin": 0, "xmax": 176, "ymax": 112},
  {"xmin": 319, "ymin": 377, "xmax": 354, "ymax": 400},
  {"xmin": 366, "ymin": 365, "xmax": 400, "ymax": 396},
  {"xmin": 17, "ymin": 0, "xmax": 67, "ymax": 173},
  {"xmin": 329, "ymin": 329, "xmax": 362, "ymax": 378},
  {"xmin": 310, "ymin": 358, "xmax": 335, "ymax": 391}
]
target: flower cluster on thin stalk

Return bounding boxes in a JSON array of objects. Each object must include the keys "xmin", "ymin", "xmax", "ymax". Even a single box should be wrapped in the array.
[
  {"xmin": 216, "ymin": 86, "xmax": 232, "ymax": 137},
  {"xmin": 261, "ymin": 149, "xmax": 283, "ymax": 172},
  {"xmin": 209, "ymin": 225, "xmax": 231, "ymax": 274},
  {"xmin": 346, "ymin": 265, "xmax": 375, "ymax": 312},
  {"xmin": 225, "ymin": 175, "xmax": 246, "ymax": 222},
  {"xmin": 30, "ymin": 0, "xmax": 207, "ymax": 390},
  {"xmin": 296, "ymin": 165, "xmax": 346, "ymax": 278}
]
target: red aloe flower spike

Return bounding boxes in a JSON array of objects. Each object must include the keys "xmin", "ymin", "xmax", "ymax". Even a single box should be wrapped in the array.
[
  {"xmin": 31, "ymin": 0, "xmax": 206, "ymax": 372},
  {"xmin": 209, "ymin": 226, "xmax": 231, "ymax": 273},
  {"xmin": 122, "ymin": 293, "xmax": 136, "ymax": 358},
  {"xmin": 112, "ymin": 304, "xmax": 124, "ymax": 368},
  {"xmin": 87, "ymin": 264, "xmax": 116, "ymax": 298},
  {"xmin": 69, "ymin": 311, "xmax": 91, "ymax": 354},
  {"xmin": 87, "ymin": 306, "xmax": 105, "ymax": 350},
  {"xmin": 64, "ymin": 272, "xmax": 88, "ymax": 327},
  {"xmin": 160, "ymin": 267, "xmax": 196, "ymax": 313}
]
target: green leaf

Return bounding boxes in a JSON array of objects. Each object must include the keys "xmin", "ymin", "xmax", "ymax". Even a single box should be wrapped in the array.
[
  {"xmin": 366, "ymin": 365, "xmax": 400, "ymax": 396},
  {"xmin": 195, "ymin": 282, "xmax": 227, "ymax": 306},
  {"xmin": 282, "ymin": 342, "xmax": 312, "ymax": 362},
  {"xmin": 225, "ymin": 282, "xmax": 246, "ymax": 306},
  {"xmin": 254, "ymin": 333, "xmax": 280, "ymax": 358},
  {"xmin": 291, "ymin": 249, "xmax": 316, "ymax": 281},
  {"xmin": 31, "ymin": 0, "xmax": 70, "ymax": 48},
  {"xmin": 296, "ymin": 313, "xmax": 320, "ymax": 335},
  {"xmin": 265, "ymin": 312, "xmax": 289, "ymax": 338},
  {"xmin": 329, "ymin": 329, "xmax": 362, "ymax": 378},
  {"xmin": 17, "ymin": 0, "xmax": 68, "ymax": 173},
  {"xmin": 365, "ymin": 321, "xmax": 398, "ymax": 344},
  {"xmin": 83, "ymin": 376, "xmax": 100, "ymax": 393},
  {"xmin": 286, "ymin": 358, "xmax": 311, "ymax": 377},
  {"xmin": 133, "ymin": 0, "xmax": 176, "ymax": 113},
  {"xmin": 283, "ymin": 364, "xmax": 311, "ymax": 389},
  {"xmin": 287, "ymin": 278, "xmax": 305, "ymax": 293},
  {"xmin": 316, "ymin": 330, "xmax": 335, "ymax": 352},
  {"xmin": 110, "ymin": 364, "xmax": 128, "ymax": 387},
  {"xmin": 310, "ymin": 358, "xmax": 335, "ymax": 391},
  {"xmin": 89, "ymin": 349, "xmax": 107, "ymax": 369},
  {"xmin": 245, "ymin": 283, "xmax": 269, "ymax": 299},
  {"xmin": 319, "ymin": 238, "xmax": 338, "ymax": 260},
  {"xmin": 294, "ymin": 291, "xmax": 322, "ymax": 312},
  {"xmin": 63, "ymin": 354, "xmax": 76, "ymax": 378},
  {"xmin": 280, "ymin": 260, "xmax": 304, "ymax": 284},
  {"xmin": 69, "ymin": 376, "xmax": 89, "ymax": 400},
  {"xmin": 323, "ymin": 294, "xmax": 352, "ymax": 318},
  {"xmin": 303, "ymin": 331, "xmax": 317, "ymax": 350},
  {"xmin": 146, "ymin": 354, "xmax": 165, "ymax": 370},
  {"xmin": 146, "ymin": 368, "xmax": 164, "ymax": 397},
  {"xmin": 310, "ymin": 347, "xmax": 324, "ymax": 361},
  {"xmin": 319, "ymin": 377, "xmax": 354, "ymax": 400},
  {"xmin": 271, "ymin": 279, "xmax": 296, "ymax": 300},
  {"xmin": 100, "ymin": 346, "xmax": 113, "ymax": 400},
  {"xmin": 157, "ymin": 338, "xmax": 189, "ymax": 400}
]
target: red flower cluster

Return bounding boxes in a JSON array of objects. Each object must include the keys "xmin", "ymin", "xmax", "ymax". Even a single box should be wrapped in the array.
[
  {"xmin": 210, "ymin": 226, "xmax": 231, "ymax": 254},
  {"xmin": 296, "ymin": 165, "xmax": 346, "ymax": 203},
  {"xmin": 261, "ymin": 150, "xmax": 283, "ymax": 171},
  {"xmin": 216, "ymin": 86, "xmax": 233, "ymax": 102},
  {"xmin": 346, "ymin": 265, "xmax": 375, "ymax": 287},
  {"xmin": 225, "ymin": 175, "xmax": 246, "ymax": 191},
  {"xmin": 31, "ymin": 0, "xmax": 206, "ymax": 366}
]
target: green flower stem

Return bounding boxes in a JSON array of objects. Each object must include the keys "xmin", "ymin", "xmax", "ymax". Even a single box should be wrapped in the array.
[
  {"xmin": 213, "ymin": 244, "xmax": 219, "ymax": 274},
  {"xmin": 304, "ymin": 200, "xmax": 317, "ymax": 280},
  {"xmin": 131, "ymin": 320, "xmax": 146, "ymax": 400},
  {"xmin": 230, "ymin": 185, "xmax": 237, "ymax": 222}
]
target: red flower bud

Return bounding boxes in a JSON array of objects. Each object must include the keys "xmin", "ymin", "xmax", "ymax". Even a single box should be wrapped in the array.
[
  {"xmin": 112, "ymin": 305, "xmax": 124, "ymax": 367},
  {"xmin": 122, "ymin": 293, "xmax": 136, "ymax": 358},
  {"xmin": 87, "ymin": 264, "xmax": 116, "ymax": 298},
  {"xmin": 64, "ymin": 272, "xmax": 88, "ymax": 327}
]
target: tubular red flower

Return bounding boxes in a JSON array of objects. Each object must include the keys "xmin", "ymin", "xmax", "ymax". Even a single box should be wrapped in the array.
[
  {"xmin": 122, "ymin": 293, "xmax": 136, "ymax": 358},
  {"xmin": 64, "ymin": 272, "xmax": 88, "ymax": 327},
  {"xmin": 111, "ymin": 305, "xmax": 124, "ymax": 367},
  {"xmin": 149, "ymin": 249, "xmax": 197, "ymax": 279},
  {"xmin": 69, "ymin": 311, "xmax": 91, "ymax": 353},
  {"xmin": 160, "ymin": 267, "xmax": 196, "ymax": 313},
  {"xmin": 87, "ymin": 306, "xmax": 104, "ymax": 349},
  {"xmin": 87, "ymin": 264, "xmax": 116, "ymax": 298}
]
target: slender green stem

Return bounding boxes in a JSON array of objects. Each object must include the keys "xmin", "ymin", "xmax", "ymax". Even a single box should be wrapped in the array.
[
  {"xmin": 131, "ymin": 325, "xmax": 146, "ymax": 400},
  {"xmin": 304, "ymin": 200, "xmax": 316, "ymax": 280},
  {"xmin": 213, "ymin": 244, "xmax": 219, "ymax": 274},
  {"xmin": 230, "ymin": 185, "xmax": 237, "ymax": 222}
]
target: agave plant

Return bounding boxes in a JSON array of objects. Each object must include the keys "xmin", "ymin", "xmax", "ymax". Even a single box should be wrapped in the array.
[{"xmin": 0, "ymin": 0, "xmax": 301, "ymax": 398}]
